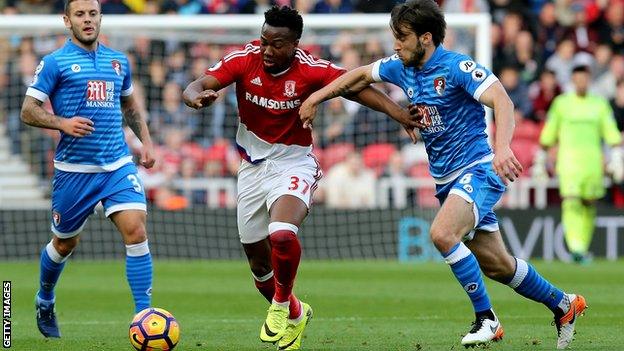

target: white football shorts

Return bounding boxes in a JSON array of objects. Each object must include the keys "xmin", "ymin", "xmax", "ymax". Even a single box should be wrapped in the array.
[{"xmin": 236, "ymin": 154, "xmax": 322, "ymax": 244}]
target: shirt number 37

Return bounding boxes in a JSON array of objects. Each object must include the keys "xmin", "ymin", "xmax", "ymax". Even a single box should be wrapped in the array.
[{"xmin": 288, "ymin": 176, "xmax": 310, "ymax": 194}]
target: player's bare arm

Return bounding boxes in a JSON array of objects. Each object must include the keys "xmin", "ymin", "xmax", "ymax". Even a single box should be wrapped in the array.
[
  {"xmin": 300, "ymin": 65, "xmax": 376, "ymax": 128},
  {"xmin": 20, "ymin": 95, "xmax": 94, "ymax": 138},
  {"xmin": 182, "ymin": 75, "xmax": 222, "ymax": 109},
  {"xmin": 479, "ymin": 81, "xmax": 523, "ymax": 184},
  {"xmin": 121, "ymin": 94, "xmax": 155, "ymax": 169}
]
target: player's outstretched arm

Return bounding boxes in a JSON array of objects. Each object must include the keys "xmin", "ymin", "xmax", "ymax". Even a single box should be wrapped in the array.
[
  {"xmin": 479, "ymin": 81, "xmax": 523, "ymax": 184},
  {"xmin": 20, "ymin": 95, "xmax": 94, "ymax": 137},
  {"xmin": 183, "ymin": 75, "xmax": 222, "ymax": 110},
  {"xmin": 121, "ymin": 93, "xmax": 155, "ymax": 169},
  {"xmin": 300, "ymin": 64, "xmax": 376, "ymax": 129}
]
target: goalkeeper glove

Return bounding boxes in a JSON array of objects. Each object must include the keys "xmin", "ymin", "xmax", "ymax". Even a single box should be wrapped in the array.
[
  {"xmin": 531, "ymin": 148, "xmax": 549, "ymax": 182},
  {"xmin": 607, "ymin": 146, "xmax": 624, "ymax": 183}
]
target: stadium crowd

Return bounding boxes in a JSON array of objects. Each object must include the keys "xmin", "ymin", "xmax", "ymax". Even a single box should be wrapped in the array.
[{"xmin": 1, "ymin": 0, "xmax": 624, "ymax": 209}]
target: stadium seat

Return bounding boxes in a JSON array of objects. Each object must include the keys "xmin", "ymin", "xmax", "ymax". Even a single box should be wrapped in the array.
[
  {"xmin": 514, "ymin": 119, "xmax": 542, "ymax": 142},
  {"xmin": 321, "ymin": 142, "xmax": 355, "ymax": 170},
  {"xmin": 361, "ymin": 143, "xmax": 397, "ymax": 176},
  {"xmin": 510, "ymin": 139, "xmax": 540, "ymax": 177}
]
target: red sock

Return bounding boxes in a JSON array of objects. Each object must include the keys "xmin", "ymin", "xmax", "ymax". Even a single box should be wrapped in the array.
[
  {"xmin": 253, "ymin": 274, "xmax": 301, "ymax": 319},
  {"xmin": 270, "ymin": 230, "xmax": 301, "ymax": 304}
]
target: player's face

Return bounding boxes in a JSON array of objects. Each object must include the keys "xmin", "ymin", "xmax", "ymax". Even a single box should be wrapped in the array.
[
  {"xmin": 260, "ymin": 24, "xmax": 298, "ymax": 74},
  {"xmin": 63, "ymin": 0, "xmax": 102, "ymax": 49},
  {"xmin": 571, "ymin": 71, "xmax": 590, "ymax": 95},
  {"xmin": 392, "ymin": 25, "xmax": 426, "ymax": 67}
]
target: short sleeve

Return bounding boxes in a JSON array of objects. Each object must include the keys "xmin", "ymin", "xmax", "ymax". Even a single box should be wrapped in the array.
[
  {"xmin": 26, "ymin": 55, "xmax": 59, "ymax": 102},
  {"xmin": 318, "ymin": 62, "xmax": 346, "ymax": 87},
  {"xmin": 204, "ymin": 45, "xmax": 252, "ymax": 87},
  {"xmin": 121, "ymin": 56, "xmax": 133, "ymax": 96},
  {"xmin": 371, "ymin": 54, "xmax": 403, "ymax": 86},
  {"xmin": 449, "ymin": 56, "xmax": 498, "ymax": 101}
]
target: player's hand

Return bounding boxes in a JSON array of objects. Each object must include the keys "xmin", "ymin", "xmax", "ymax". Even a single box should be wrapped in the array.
[
  {"xmin": 407, "ymin": 103, "xmax": 433, "ymax": 129},
  {"xmin": 299, "ymin": 98, "xmax": 318, "ymax": 129},
  {"xmin": 185, "ymin": 90, "xmax": 219, "ymax": 109},
  {"xmin": 139, "ymin": 142, "xmax": 156, "ymax": 169},
  {"xmin": 60, "ymin": 116, "xmax": 95, "ymax": 137},
  {"xmin": 493, "ymin": 146, "xmax": 523, "ymax": 185}
]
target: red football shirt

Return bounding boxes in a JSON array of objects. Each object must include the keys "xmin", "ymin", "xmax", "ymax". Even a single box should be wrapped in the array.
[{"xmin": 205, "ymin": 42, "xmax": 345, "ymax": 161}]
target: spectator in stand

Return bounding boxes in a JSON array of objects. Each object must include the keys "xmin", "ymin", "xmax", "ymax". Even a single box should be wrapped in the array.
[
  {"xmin": 353, "ymin": 0, "xmax": 403, "ymax": 12},
  {"xmin": 316, "ymin": 97, "xmax": 352, "ymax": 148},
  {"xmin": 150, "ymin": 81, "xmax": 198, "ymax": 142},
  {"xmin": 380, "ymin": 150, "xmax": 415, "ymax": 207},
  {"xmin": 545, "ymin": 39, "xmax": 577, "ymax": 90},
  {"xmin": 611, "ymin": 79, "xmax": 624, "ymax": 132},
  {"xmin": 101, "ymin": 0, "xmax": 132, "ymax": 13},
  {"xmin": 4, "ymin": 0, "xmax": 61, "ymax": 14},
  {"xmin": 323, "ymin": 151, "xmax": 376, "ymax": 209},
  {"xmin": 592, "ymin": 44, "xmax": 614, "ymax": 79},
  {"xmin": 494, "ymin": 11, "xmax": 524, "ymax": 73},
  {"xmin": 593, "ymin": 54, "xmax": 624, "ymax": 100},
  {"xmin": 564, "ymin": 3, "xmax": 600, "ymax": 54},
  {"xmin": 529, "ymin": 69, "xmax": 562, "ymax": 122},
  {"xmin": 535, "ymin": 2, "xmax": 566, "ymax": 62},
  {"xmin": 145, "ymin": 59, "xmax": 167, "ymax": 108},
  {"xmin": 239, "ymin": 0, "xmax": 277, "ymax": 14},
  {"xmin": 499, "ymin": 65, "xmax": 532, "ymax": 120},
  {"xmin": 312, "ymin": 0, "xmax": 353, "ymax": 13},
  {"xmin": 599, "ymin": 0, "xmax": 624, "ymax": 54},
  {"xmin": 512, "ymin": 31, "xmax": 540, "ymax": 84},
  {"xmin": 161, "ymin": 0, "xmax": 203, "ymax": 14}
]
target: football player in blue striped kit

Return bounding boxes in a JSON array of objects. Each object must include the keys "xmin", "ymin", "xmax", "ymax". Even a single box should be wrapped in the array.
[
  {"xmin": 20, "ymin": 0, "xmax": 155, "ymax": 338},
  {"xmin": 299, "ymin": 0, "xmax": 586, "ymax": 349}
]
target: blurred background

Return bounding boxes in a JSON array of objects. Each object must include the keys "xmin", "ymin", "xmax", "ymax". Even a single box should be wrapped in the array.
[{"xmin": 0, "ymin": 0, "xmax": 623, "ymax": 262}]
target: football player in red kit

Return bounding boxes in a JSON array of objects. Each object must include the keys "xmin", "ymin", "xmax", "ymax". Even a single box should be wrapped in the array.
[{"xmin": 183, "ymin": 5, "xmax": 420, "ymax": 350}]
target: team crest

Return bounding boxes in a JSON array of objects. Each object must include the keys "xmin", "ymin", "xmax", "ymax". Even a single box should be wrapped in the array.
[
  {"xmin": 284, "ymin": 80, "xmax": 296, "ymax": 97},
  {"xmin": 52, "ymin": 211, "xmax": 61, "ymax": 226},
  {"xmin": 433, "ymin": 76, "xmax": 446, "ymax": 96},
  {"xmin": 111, "ymin": 59, "xmax": 121, "ymax": 75}
]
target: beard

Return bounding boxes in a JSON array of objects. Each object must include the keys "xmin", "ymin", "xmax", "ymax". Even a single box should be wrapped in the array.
[
  {"xmin": 71, "ymin": 26, "xmax": 99, "ymax": 46},
  {"xmin": 404, "ymin": 41, "xmax": 426, "ymax": 67}
]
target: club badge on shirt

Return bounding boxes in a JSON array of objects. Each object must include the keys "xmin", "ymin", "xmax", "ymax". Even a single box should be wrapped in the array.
[
  {"xmin": 284, "ymin": 80, "xmax": 296, "ymax": 97},
  {"xmin": 434, "ymin": 76, "xmax": 446, "ymax": 96},
  {"xmin": 111, "ymin": 59, "xmax": 121, "ymax": 76}
]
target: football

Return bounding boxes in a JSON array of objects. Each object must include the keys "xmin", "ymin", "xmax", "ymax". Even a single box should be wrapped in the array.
[{"xmin": 129, "ymin": 308, "xmax": 180, "ymax": 351}]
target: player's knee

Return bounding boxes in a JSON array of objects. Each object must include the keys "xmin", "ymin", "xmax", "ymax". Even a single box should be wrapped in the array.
[
  {"xmin": 124, "ymin": 224, "xmax": 148, "ymax": 244},
  {"xmin": 53, "ymin": 236, "xmax": 78, "ymax": 256},
  {"xmin": 269, "ymin": 230, "xmax": 297, "ymax": 245},
  {"xmin": 430, "ymin": 226, "xmax": 455, "ymax": 253}
]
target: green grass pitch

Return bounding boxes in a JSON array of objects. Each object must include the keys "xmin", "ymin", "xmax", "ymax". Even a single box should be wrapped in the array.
[{"xmin": 1, "ymin": 260, "xmax": 622, "ymax": 350}]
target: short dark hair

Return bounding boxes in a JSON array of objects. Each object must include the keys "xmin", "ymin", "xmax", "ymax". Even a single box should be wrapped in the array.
[
  {"xmin": 390, "ymin": 0, "xmax": 446, "ymax": 46},
  {"xmin": 572, "ymin": 64, "xmax": 591, "ymax": 74},
  {"xmin": 65, "ymin": 0, "xmax": 101, "ymax": 15},
  {"xmin": 263, "ymin": 5, "xmax": 303, "ymax": 40}
]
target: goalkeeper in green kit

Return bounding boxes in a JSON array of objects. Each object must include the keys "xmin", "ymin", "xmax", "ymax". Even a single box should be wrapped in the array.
[{"xmin": 533, "ymin": 64, "xmax": 623, "ymax": 263}]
